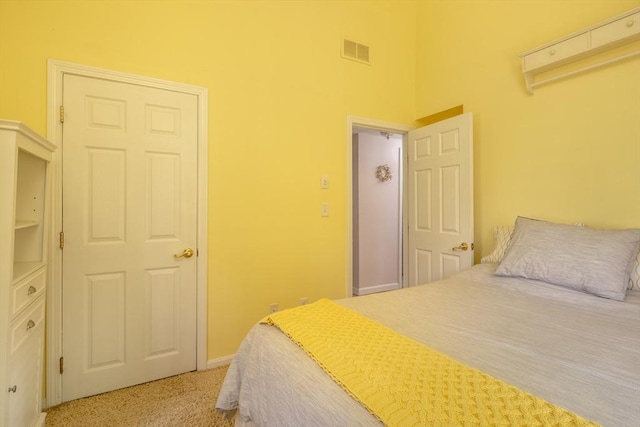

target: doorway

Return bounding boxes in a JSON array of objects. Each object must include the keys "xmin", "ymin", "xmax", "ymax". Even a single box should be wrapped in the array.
[
  {"xmin": 352, "ymin": 128, "xmax": 403, "ymax": 296},
  {"xmin": 346, "ymin": 117, "xmax": 412, "ymax": 298},
  {"xmin": 346, "ymin": 113, "xmax": 474, "ymax": 298}
]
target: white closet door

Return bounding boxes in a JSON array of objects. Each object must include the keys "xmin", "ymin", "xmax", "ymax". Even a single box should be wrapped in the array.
[{"xmin": 62, "ymin": 74, "xmax": 198, "ymax": 401}]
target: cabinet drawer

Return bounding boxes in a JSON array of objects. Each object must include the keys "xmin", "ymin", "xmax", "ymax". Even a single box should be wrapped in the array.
[
  {"xmin": 10, "ymin": 267, "xmax": 46, "ymax": 318},
  {"xmin": 591, "ymin": 12, "xmax": 640, "ymax": 48},
  {"xmin": 7, "ymin": 318, "xmax": 44, "ymax": 427},
  {"xmin": 523, "ymin": 34, "xmax": 589, "ymax": 71},
  {"xmin": 9, "ymin": 297, "xmax": 45, "ymax": 355}
]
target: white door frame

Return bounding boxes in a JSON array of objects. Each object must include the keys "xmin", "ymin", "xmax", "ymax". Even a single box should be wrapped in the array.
[
  {"xmin": 45, "ymin": 60, "xmax": 208, "ymax": 407},
  {"xmin": 346, "ymin": 116, "xmax": 413, "ymax": 298}
]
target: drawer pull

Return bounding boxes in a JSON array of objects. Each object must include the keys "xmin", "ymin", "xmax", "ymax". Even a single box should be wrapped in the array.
[
  {"xmin": 627, "ymin": 20, "xmax": 635, "ymax": 27},
  {"xmin": 26, "ymin": 320, "xmax": 35, "ymax": 331},
  {"xmin": 27, "ymin": 285, "xmax": 37, "ymax": 295},
  {"xmin": 8, "ymin": 385, "xmax": 17, "ymax": 393},
  {"xmin": 549, "ymin": 49, "xmax": 556, "ymax": 56}
]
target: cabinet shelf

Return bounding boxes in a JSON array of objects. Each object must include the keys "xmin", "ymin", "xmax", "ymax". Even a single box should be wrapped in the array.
[
  {"xmin": 520, "ymin": 7, "xmax": 640, "ymax": 93},
  {"xmin": 15, "ymin": 221, "xmax": 40, "ymax": 230},
  {"xmin": 12, "ymin": 262, "xmax": 46, "ymax": 285}
]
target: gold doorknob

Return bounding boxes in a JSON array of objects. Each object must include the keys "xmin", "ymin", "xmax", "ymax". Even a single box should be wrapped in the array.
[
  {"xmin": 174, "ymin": 248, "xmax": 194, "ymax": 259},
  {"xmin": 452, "ymin": 242, "xmax": 469, "ymax": 251}
]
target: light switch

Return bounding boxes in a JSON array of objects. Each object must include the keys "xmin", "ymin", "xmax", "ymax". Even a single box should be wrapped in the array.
[
  {"xmin": 321, "ymin": 202, "xmax": 329, "ymax": 217},
  {"xmin": 321, "ymin": 175, "xmax": 329, "ymax": 189}
]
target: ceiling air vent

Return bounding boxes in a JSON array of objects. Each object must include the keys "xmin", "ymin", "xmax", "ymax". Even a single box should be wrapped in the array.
[{"xmin": 342, "ymin": 39, "xmax": 370, "ymax": 65}]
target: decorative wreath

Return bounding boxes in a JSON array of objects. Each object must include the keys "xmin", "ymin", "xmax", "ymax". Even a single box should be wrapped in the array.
[{"xmin": 376, "ymin": 164, "xmax": 392, "ymax": 182}]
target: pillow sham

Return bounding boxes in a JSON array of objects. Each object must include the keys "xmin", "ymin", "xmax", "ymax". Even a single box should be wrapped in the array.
[
  {"xmin": 481, "ymin": 221, "xmax": 585, "ymax": 264},
  {"xmin": 495, "ymin": 217, "xmax": 640, "ymax": 301}
]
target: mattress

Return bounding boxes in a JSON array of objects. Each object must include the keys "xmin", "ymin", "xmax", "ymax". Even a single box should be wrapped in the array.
[{"xmin": 216, "ymin": 263, "xmax": 640, "ymax": 426}]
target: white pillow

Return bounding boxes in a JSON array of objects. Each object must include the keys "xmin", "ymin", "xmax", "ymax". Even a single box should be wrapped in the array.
[
  {"xmin": 629, "ymin": 249, "xmax": 640, "ymax": 290},
  {"xmin": 480, "ymin": 226, "xmax": 513, "ymax": 264},
  {"xmin": 495, "ymin": 217, "xmax": 640, "ymax": 301}
]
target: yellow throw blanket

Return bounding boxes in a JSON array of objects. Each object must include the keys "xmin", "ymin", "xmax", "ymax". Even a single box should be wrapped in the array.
[{"xmin": 263, "ymin": 298, "xmax": 599, "ymax": 427}]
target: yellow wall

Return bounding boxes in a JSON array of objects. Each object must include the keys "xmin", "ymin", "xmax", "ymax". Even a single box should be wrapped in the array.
[
  {"xmin": 1, "ymin": 0, "xmax": 639, "ymax": 362},
  {"xmin": 0, "ymin": 0, "xmax": 417, "ymax": 359},
  {"xmin": 416, "ymin": 0, "xmax": 640, "ymax": 259}
]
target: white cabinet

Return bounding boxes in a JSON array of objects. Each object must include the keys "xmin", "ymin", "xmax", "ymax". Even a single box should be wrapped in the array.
[
  {"xmin": 0, "ymin": 120, "xmax": 55, "ymax": 427},
  {"xmin": 520, "ymin": 7, "xmax": 640, "ymax": 93}
]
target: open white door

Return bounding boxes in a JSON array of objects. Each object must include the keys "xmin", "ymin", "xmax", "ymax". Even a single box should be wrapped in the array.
[
  {"xmin": 407, "ymin": 113, "xmax": 473, "ymax": 285},
  {"xmin": 61, "ymin": 74, "xmax": 198, "ymax": 401}
]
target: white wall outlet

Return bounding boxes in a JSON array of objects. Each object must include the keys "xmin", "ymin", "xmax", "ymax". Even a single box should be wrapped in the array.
[
  {"xmin": 321, "ymin": 175, "xmax": 329, "ymax": 189},
  {"xmin": 321, "ymin": 202, "xmax": 329, "ymax": 217},
  {"xmin": 300, "ymin": 297, "xmax": 308, "ymax": 305},
  {"xmin": 269, "ymin": 303, "xmax": 279, "ymax": 313}
]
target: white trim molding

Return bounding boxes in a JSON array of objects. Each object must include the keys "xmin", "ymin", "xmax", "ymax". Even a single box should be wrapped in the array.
[
  {"xmin": 207, "ymin": 355, "xmax": 235, "ymax": 369},
  {"xmin": 45, "ymin": 59, "xmax": 209, "ymax": 407}
]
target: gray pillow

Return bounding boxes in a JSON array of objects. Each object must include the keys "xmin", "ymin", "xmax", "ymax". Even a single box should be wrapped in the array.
[{"xmin": 495, "ymin": 217, "xmax": 640, "ymax": 301}]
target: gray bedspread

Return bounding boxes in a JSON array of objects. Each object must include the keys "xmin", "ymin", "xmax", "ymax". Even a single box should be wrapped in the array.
[{"xmin": 216, "ymin": 263, "xmax": 640, "ymax": 426}]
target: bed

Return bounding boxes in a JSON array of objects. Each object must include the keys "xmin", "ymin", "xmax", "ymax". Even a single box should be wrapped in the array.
[{"xmin": 216, "ymin": 218, "xmax": 640, "ymax": 426}]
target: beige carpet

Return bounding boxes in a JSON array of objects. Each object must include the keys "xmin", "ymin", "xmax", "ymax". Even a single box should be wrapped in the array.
[{"xmin": 45, "ymin": 366, "xmax": 234, "ymax": 427}]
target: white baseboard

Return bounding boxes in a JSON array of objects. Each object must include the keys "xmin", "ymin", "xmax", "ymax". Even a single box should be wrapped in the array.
[
  {"xmin": 206, "ymin": 354, "xmax": 235, "ymax": 369},
  {"xmin": 36, "ymin": 412, "xmax": 46, "ymax": 427},
  {"xmin": 353, "ymin": 282, "xmax": 401, "ymax": 296}
]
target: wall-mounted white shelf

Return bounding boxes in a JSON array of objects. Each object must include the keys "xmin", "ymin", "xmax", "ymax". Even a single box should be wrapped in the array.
[{"xmin": 520, "ymin": 7, "xmax": 640, "ymax": 93}]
